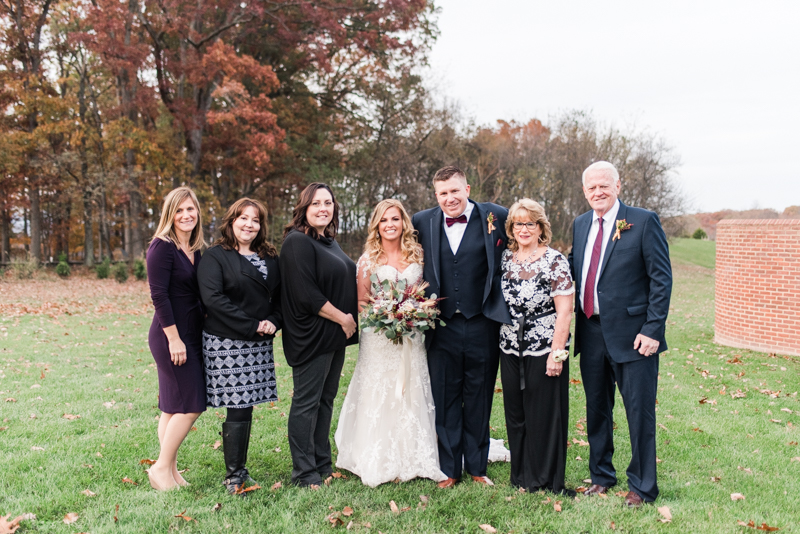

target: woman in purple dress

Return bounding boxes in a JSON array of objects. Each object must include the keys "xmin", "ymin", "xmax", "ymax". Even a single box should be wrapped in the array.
[{"xmin": 146, "ymin": 186, "xmax": 207, "ymax": 491}]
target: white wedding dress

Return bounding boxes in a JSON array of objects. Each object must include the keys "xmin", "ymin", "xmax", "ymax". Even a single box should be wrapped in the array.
[{"xmin": 334, "ymin": 262, "xmax": 447, "ymax": 487}]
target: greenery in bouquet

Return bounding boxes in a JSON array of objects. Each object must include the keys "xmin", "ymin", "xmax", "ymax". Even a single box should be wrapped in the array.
[{"xmin": 360, "ymin": 274, "xmax": 445, "ymax": 344}]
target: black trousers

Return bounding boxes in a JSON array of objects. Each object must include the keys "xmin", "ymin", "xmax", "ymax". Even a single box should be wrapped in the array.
[
  {"xmin": 287, "ymin": 347, "xmax": 345, "ymax": 486},
  {"xmin": 428, "ymin": 314, "xmax": 500, "ymax": 479},
  {"xmin": 577, "ymin": 314, "xmax": 659, "ymax": 501},
  {"xmin": 500, "ymin": 350, "xmax": 568, "ymax": 493}
]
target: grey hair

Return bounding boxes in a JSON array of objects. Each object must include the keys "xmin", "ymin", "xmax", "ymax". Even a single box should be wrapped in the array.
[{"xmin": 582, "ymin": 161, "xmax": 620, "ymax": 186}]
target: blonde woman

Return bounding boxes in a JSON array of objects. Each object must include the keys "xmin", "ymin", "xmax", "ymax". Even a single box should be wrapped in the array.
[
  {"xmin": 499, "ymin": 198, "xmax": 574, "ymax": 495},
  {"xmin": 146, "ymin": 187, "xmax": 206, "ymax": 490},
  {"xmin": 334, "ymin": 199, "xmax": 446, "ymax": 487}
]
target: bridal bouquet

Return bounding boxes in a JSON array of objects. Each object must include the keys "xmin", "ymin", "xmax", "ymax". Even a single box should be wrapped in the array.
[{"xmin": 361, "ymin": 274, "xmax": 445, "ymax": 344}]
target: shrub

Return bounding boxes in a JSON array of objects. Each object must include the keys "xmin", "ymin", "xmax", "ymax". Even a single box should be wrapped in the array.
[
  {"xmin": 56, "ymin": 261, "xmax": 71, "ymax": 278},
  {"xmin": 692, "ymin": 228, "xmax": 708, "ymax": 240},
  {"xmin": 112, "ymin": 262, "xmax": 129, "ymax": 283},
  {"xmin": 11, "ymin": 255, "xmax": 38, "ymax": 280},
  {"xmin": 96, "ymin": 257, "xmax": 111, "ymax": 279},
  {"xmin": 133, "ymin": 258, "xmax": 147, "ymax": 281}
]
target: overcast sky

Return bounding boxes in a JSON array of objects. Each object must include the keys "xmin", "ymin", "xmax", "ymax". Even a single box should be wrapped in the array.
[{"xmin": 427, "ymin": 0, "xmax": 799, "ymax": 213}]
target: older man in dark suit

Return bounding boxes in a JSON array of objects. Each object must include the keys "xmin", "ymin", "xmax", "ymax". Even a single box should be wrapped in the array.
[
  {"xmin": 568, "ymin": 161, "xmax": 672, "ymax": 507},
  {"xmin": 412, "ymin": 166, "xmax": 511, "ymax": 488}
]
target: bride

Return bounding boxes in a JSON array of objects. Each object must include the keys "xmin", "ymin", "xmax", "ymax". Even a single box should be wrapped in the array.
[{"xmin": 334, "ymin": 199, "xmax": 446, "ymax": 487}]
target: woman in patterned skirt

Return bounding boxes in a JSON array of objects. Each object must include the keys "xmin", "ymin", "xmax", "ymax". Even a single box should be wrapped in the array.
[{"xmin": 198, "ymin": 198, "xmax": 282, "ymax": 495}]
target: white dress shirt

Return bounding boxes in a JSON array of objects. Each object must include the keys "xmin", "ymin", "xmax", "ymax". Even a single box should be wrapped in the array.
[
  {"xmin": 442, "ymin": 201, "xmax": 475, "ymax": 255},
  {"xmin": 580, "ymin": 199, "xmax": 620, "ymax": 315}
]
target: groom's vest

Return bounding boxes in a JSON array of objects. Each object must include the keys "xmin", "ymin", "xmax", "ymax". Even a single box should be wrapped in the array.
[{"xmin": 439, "ymin": 213, "xmax": 488, "ymax": 319}]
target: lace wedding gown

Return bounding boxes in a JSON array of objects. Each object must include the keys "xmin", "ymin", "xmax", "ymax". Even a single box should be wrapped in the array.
[{"xmin": 334, "ymin": 262, "xmax": 446, "ymax": 487}]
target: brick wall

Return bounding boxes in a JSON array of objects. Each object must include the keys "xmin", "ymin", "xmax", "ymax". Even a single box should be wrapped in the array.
[{"xmin": 715, "ymin": 219, "xmax": 800, "ymax": 356}]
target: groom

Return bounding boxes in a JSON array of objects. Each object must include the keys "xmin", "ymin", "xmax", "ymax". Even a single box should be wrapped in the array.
[{"xmin": 412, "ymin": 166, "xmax": 511, "ymax": 488}]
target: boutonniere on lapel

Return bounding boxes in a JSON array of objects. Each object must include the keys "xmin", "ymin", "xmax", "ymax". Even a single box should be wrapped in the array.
[
  {"xmin": 613, "ymin": 219, "xmax": 633, "ymax": 241},
  {"xmin": 486, "ymin": 212, "xmax": 496, "ymax": 234}
]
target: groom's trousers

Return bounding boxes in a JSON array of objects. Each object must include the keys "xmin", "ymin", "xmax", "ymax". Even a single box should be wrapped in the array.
[{"xmin": 427, "ymin": 313, "xmax": 500, "ymax": 480}]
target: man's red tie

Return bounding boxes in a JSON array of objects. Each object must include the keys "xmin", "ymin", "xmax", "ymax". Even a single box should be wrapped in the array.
[
  {"xmin": 445, "ymin": 214, "xmax": 468, "ymax": 227},
  {"xmin": 583, "ymin": 217, "xmax": 604, "ymax": 318}
]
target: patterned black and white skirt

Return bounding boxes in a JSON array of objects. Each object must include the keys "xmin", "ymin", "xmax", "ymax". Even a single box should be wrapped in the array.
[{"xmin": 203, "ymin": 331, "xmax": 278, "ymax": 408}]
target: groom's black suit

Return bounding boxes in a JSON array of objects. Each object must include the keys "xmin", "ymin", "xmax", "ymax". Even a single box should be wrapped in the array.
[{"xmin": 412, "ymin": 200, "xmax": 511, "ymax": 479}]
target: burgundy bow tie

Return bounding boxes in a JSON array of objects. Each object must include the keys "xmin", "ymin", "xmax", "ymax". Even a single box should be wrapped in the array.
[{"xmin": 445, "ymin": 214, "xmax": 468, "ymax": 227}]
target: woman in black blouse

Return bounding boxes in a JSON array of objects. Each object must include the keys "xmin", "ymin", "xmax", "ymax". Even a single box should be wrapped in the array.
[
  {"xmin": 280, "ymin": 183, "xmax": 358, "ymax": 488},
  {"xmin": 198, "ymin": 198, "xmax": 282, "ymax": 495}
]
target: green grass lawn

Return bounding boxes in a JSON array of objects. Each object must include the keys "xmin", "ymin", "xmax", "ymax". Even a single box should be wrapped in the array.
[
  {"xmin": 1, "ymin": 244, "xmax": 799, "ymax": 533},
  {"xmin": 668, "ymin": 238, "xmax": 716, "ymax": 269}
]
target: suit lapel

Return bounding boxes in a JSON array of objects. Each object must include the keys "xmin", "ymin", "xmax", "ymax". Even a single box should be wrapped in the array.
[
  {"xmin": 573, "ymin": 212, "xmax": 592, "ymax": 288},
  {"xmin": 429, "ymin": 208, "xmax": 442, "ymax": 289},
  {"xmin": 599, "ymin": 202, "xmax": 627, "ymax": 278}
]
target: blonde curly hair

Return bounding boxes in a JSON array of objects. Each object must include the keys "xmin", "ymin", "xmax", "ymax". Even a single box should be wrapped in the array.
[{"xmin": 363, "ymin": 199, "xmax": 423, "ymax": 271}]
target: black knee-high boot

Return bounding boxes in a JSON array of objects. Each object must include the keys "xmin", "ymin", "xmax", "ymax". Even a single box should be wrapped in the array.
[{"xmin": 221, "ymin": 421, "xmax": 255, "ymax": 495}]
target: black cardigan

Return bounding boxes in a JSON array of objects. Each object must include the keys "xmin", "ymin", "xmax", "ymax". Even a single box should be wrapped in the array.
[
  {"xmin": 197, "ymin": 245, "xmax": 282, "ymax": 342},
  {"xmin": 279, "ymin": 229, "xmax": 358, "ymax": 366}
]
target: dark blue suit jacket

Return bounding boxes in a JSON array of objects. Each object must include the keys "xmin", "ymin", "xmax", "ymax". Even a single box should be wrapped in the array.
[
  {"xmin": 568, "ymin": 202, "xmax": 672, "ymax": 363},
  {"xmin": 412, "ymin": 200, "xmax": 513, "ymax": 328}
]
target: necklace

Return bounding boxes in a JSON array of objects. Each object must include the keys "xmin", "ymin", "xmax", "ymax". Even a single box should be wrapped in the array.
[{"xmin": 514, "ymin": 246, "xmax": 544, "ymax": 264}]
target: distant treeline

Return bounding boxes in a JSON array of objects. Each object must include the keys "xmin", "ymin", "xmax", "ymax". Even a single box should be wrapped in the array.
[{"xmin": 0, "ymin": 0, "xmax": 684, "ymax": 263}]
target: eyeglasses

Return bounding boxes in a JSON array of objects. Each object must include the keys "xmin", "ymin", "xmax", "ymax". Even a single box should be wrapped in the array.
[{"xmin": 512, "ymin": 222, "xmax": 538, "ymax": 230}]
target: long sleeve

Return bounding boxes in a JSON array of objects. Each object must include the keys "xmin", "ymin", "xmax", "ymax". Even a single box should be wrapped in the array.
[
  {"xmin": 280, "ymin": 234, "xmax": 329, "ymax": 316},
  {"xmin": 147, "ymin": 239, "xmax": 176, "ymax": 329},
  {"xmin": 639, "ymin": 211, "xmax": 673, "ymax": 340},
  {"xmin": 197, "ymin": 250, "xmax": 259, "ymax": 339}
]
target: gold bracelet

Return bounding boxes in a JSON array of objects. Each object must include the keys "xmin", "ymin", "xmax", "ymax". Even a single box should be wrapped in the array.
[{"xmin": 551, "ymin": 349, "xmax": 569, "ymax": 363}]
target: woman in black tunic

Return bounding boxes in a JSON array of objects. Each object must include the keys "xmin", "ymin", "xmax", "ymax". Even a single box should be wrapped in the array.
[
  {"xmin": 198, "ymin": 198, "xmax": 282, "ymax": 495},
  {"xmin": 499, "ymin": 199, "xmax": 575, "ymax": 495},
  {"xmin": 280, "ymin": 183, "xmax": 358, "ymax": 488},
  {"xmin": 146, "ymin": 186, "xmax": 206, "ymax": 491}
]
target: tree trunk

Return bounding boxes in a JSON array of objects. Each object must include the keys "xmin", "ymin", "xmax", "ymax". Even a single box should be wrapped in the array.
[
  {"xmin": 29, "ymin": 186, "xmax": 42, "ymax": 262},
  {"xmin": 122, "ymin": 199, "xmax": 131, "ymax": 261},
  {"xmin": 83, "ymin": 191, "xmax": 94, "ymax": 266},
  {"xmin": 98, "ymin": 185, "xmax": 112, "ymax": 260},
  {"xmin": 0, "ymin": 208, "xmax": 9, "ymax": 262}
]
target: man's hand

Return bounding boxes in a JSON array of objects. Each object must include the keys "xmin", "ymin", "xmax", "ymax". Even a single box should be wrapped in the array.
[{"xmin": 633, "ymin": 334, "xmax": 659, "ymax": 357}]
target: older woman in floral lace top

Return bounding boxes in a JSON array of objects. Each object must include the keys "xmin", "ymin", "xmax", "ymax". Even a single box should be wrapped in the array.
[{"xmin": 499, "ymin": 198, "xmax": 575, "ymax": 495}]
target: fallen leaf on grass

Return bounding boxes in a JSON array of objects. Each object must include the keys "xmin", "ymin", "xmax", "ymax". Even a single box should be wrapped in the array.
[
  {"xmin": 81, "ymin": 489, "xmax": 96, "ymax": 497},
  {"xmin": 212, "ymin": 440, "xmax": 221, "ymax": 450},
  {"xmin": 103, "ymin": 401, "xmax": 115, "ymax": 408},
  {"xmin": 389, "ymin": 501, "xmax": 399, "ymax": 514},
  {"xmin": 271, "ymin": 481, "xmax": 282, "ymax": 490},
  {"xmin": 609, "ymin": 521, "xmax": 616, "ymax": 530},
  {"xmin": 699, "ymin": 397, "xmax": 717, "ymax": 405},
  {"xmin": 139, "ymin": 459, "xmax": 155, "ymax": 466},
  {"xmin": 0, "ymin": 427, "xmax": 7, "ymax": 432},
  {"xmin": 737, "ymin": 520, "xmax": 780, "ymax": 531},
  {"xmin": 234, "ymin": 484, "xmax": 261, "ymax": 494},
  {"xmin": 731, "ymin": 389, "xmax": 746, "ymax": 399},
  {"xmin": 657, "ymin": 506, "xmax": 672, "ymax": 522},
  {"xmin": 4, "ymin": 398, "xmax": 16, "ymax": 403},
  {"xmin": 554, "ymin": 501, "xmax": 562, "ymax": 512},
  {"xmin": 738, "ymin": 466, "xmax": 753, "ymax": 474},
  {"xmin": 326, "ymin": 512, "xmax": 344, "ymax": 527},
  {"xmin": 781, "ymin": 408, "xmax": 792, "ymax": 414},
  {"xmin": 494, "ymin": 388, "xmax": 503, "ymax": 393},
  {"xmin": 569, "ymin": 378, "xmax": 581, "ymax": 385},
  {"xmin": 0, "ymin": 514, "xmax": 22, "ymax": 534},
  {"xmin": 572, "ymin": 438, "xmax": 589, "ymax": 446},
  {"xmin": 212, "ymin": 503, "xmax": 222, "ymax": 512},
  {"xmin": 175, "ymin": 510, "xmax": 196, "ymax": 522},
  {"xmin": 576, "ymin": 486, "xmax": 587, "ymax": 493},
  {"xmin": 731, "ymin": 493, "xmax": 745, "ymax": 501},
  {"xmin": 31, "ymin": 446, "xmax": 44, "ymax": 451},
  {"xmin": 770, "ymin": 419, "xmax": 782, "ymax": 424},
  {"xmin": 692, "ymin": 427, "xmax": 704, "ymax": 432},
  {"xmin": 18, "ymin": 514, "xmax": 34, "ymax": 522},
  {"xmin": 342, "ymin": 506, "xmax": 354, "ymax": 517},
  {"xmin": 331, "ymin": 472, "xmax": 348, "ymax": 479},
  {"xmin": 614, "ymin": 491, "xmax": 629, "ymax": 498},
  {"xmin": 114, "ymin": 504, "xmax": 119, "ymax": 523},
  {"xmin": 711, "ymin": 476, "xmax": 721, "ymax": 482},
  {"xmin": 658, "ymin": 423, "xmax": 669, "ymax": 431},
  {"xmin": 419, "ymin": 495, "xmax": 429, "ymax": 503},
  {"xmin": 790, "ymin": 457, "xmax": 800, "ymax": 462},
  {"xmin": 121, "ymin": 477, "xmax": 138, "ymax": 485},
  {"xmin": 63, "ymin": 513, "xmax": 79, "ymax": 525},
  {"xmin": 479, "ymin": 524, "xmax": 497, "ymax": 533}
]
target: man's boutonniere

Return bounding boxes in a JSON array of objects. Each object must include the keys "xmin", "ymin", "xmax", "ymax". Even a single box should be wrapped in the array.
[
  {"xmin": 487, "ymin": 212, "xmax": 496, "ymax": 234},
  {"xmin": 613, "ymin": 219, "xmax": 633, "ymax": 241}
]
